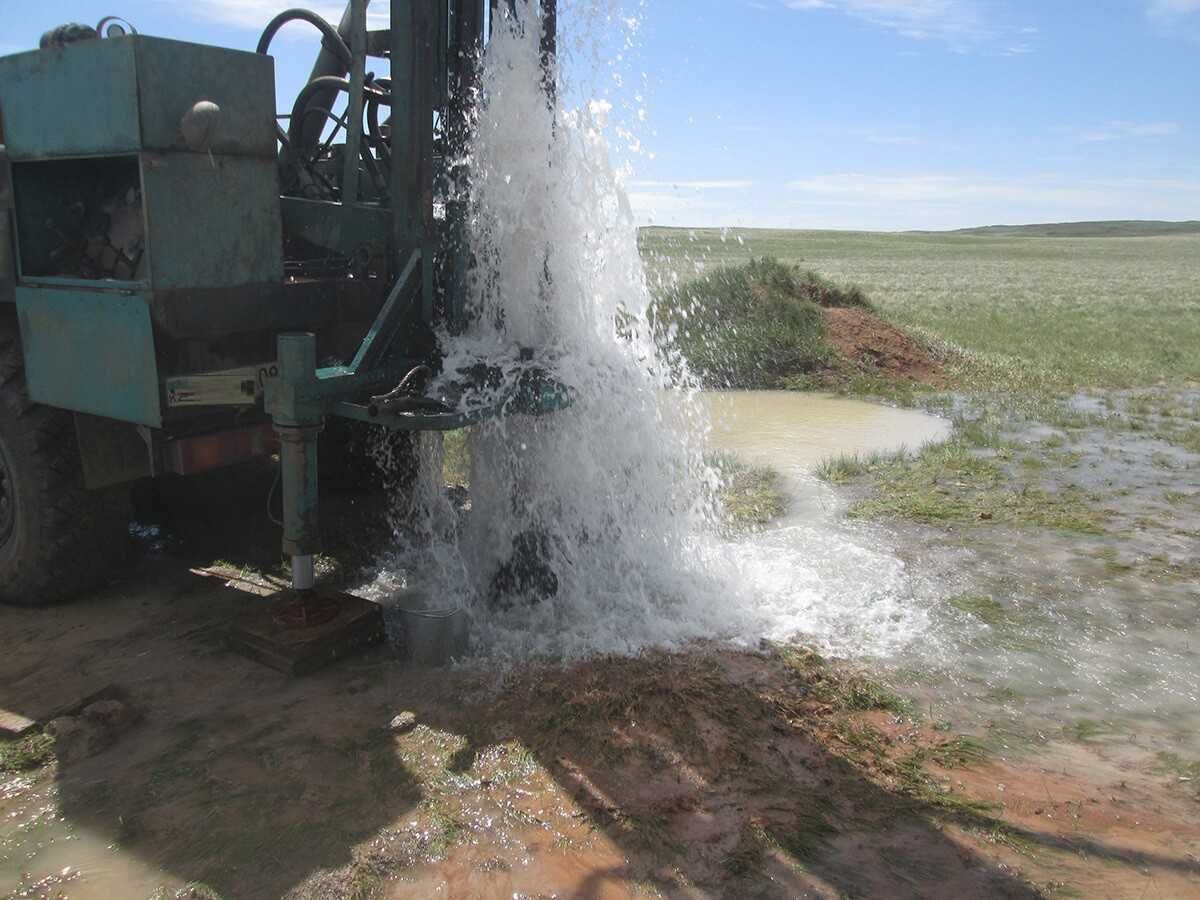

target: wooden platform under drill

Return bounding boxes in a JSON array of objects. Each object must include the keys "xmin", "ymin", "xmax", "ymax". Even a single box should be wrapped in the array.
[{"xmin": 227, "ymin": 589, "xmax": 385, "ymax": 675}]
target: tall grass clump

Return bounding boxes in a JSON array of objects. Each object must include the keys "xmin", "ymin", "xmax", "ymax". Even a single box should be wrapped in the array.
[{"xmin": 650, "ymin": 258, "xmax": 869, "ymax": 388}]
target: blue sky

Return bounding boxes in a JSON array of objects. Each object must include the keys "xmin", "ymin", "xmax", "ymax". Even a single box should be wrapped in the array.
[{"xmin": 4, "ymin": 0, "xmax": 1199, "ymax": 230}]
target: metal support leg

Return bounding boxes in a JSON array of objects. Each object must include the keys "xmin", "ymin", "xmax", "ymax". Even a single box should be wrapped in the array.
[
  {"xmin": 292, "ymin": 555, "xmax": 315, "ymax": 590},
  {"xmin": 276, "ymin": 423, "xmax": 323, "ymax": 576},
  {"xmin": 236, "ymin": 338, "xmax": 387, "ymax": 674},
  {"xmin": 273, "ymin": 333, "xmax": 324, "ymax": 591}
]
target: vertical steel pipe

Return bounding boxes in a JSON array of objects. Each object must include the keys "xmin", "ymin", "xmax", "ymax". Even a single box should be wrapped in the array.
[
  {"xmin": 341, "ymin": 0, "xmax": 368, "ymax": 203},
  {"xmin": 273, "ymin": 333, "xmax": 323, "ymax": 587},
  {"xmin": 390, "ymin": 0, "xmax": 436, "ymax": 323},
  {"xmin": 297, "ymin": 0, "xmax": 373, "ymax": 155}
]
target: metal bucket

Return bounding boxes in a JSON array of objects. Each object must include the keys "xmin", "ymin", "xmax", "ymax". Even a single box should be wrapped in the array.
[{"xmin": 389, "ymin": 592, "xmax": 470, "ymax": 667}]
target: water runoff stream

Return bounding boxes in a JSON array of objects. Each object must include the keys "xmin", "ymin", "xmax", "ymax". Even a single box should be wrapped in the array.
[{"xmin": 371, "ymin": 0, "xmax": 1200, "ymax": 761}]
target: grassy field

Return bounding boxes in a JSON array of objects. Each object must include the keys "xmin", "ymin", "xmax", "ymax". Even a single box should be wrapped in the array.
[{"xmin": 640, "ymin": 227, "xmax": 1200, "ymax": 389}]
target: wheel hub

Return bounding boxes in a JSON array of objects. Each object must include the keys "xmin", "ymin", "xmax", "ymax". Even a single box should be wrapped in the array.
[{"xmin": 0, "ymin": 441, "xmax": 14, "ymax": 547}]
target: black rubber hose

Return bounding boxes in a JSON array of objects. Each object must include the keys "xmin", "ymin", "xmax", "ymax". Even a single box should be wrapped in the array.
[
  {"xmin": 287, "ymin": 76, "xmax": 390, "ymax": 151},
  {"xmin": 256, "ymin": 8, "xmax": 353, "ymax": 68},
  {"xmin": 359, "ymin": 139, "xmax": 387, "ymax": 198},
  {"xmin": 257, "ymin": 9, "xmax": 355, "ymax": 150}
]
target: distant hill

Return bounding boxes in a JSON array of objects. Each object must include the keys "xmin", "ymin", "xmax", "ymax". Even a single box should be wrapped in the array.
[{"xmin": 927, "ymin": 220, "xmax": 1200, "ymax": 238}]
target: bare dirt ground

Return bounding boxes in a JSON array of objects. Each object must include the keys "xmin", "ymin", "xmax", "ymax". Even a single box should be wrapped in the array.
[
  {"xmin": 3, "ymin": 471, "xmax": 1200, "ymax": 899},
  {"xmin": 821, "ymin": 307, "xmax": 947, "ymax": 387}
]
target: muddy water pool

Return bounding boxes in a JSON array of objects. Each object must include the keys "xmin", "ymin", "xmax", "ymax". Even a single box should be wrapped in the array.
[
  {"xmin": 699, "ymin": 391, "xmax": 954, "ymax": 659},
  {"xmin": 710, "ymin": 389, "xmax": 1200, "ymax": 762},
  {"xmin": 0, "ymin": 775, "xmax": 173, "ymax": 898},
  {"xmin": 704, "ymin": 390, "xmax": 951, "ymax": 477}
]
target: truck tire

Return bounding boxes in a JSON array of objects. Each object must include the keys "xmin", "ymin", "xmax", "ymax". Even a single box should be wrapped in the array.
[{"xmin": 0, "ymin": 317, "xmax": 132, "ymax": 606}]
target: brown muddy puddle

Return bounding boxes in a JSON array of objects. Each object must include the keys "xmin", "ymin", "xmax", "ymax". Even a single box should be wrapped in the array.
[
  {"xmin": 704, "ymin": 390, "xmax": 950, "ymax": 479},
  {"xmin": 1, "ymin": 775, "xmax": 172, "ymax": 898}
]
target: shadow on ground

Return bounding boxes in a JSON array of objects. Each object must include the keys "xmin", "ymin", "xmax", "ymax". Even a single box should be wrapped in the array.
[{"xmin": 2, "ymin": 468, "xmax": 1198, "ymax": 898}]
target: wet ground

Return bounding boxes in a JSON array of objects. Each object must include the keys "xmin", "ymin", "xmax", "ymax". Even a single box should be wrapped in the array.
[
  {"xmin": 5, "ymin": 578, "xmax": 1199, "ymax": 900},
  {"xmin": 2, "ymin": 390, "xmax": 1200, "ymax": 898},
  {"xmin": 868, "ymin": 390, "xmax": 1200, "ymax": 783},
  {"xmin": 713, "ymin": 388, "xmax": 1200, "ymax": 778}
]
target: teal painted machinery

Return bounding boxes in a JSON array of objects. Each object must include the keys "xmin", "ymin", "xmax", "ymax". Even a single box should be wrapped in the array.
[{"xmin": 0, "ymin": 1, "xmax": 564, "ymax": 609}]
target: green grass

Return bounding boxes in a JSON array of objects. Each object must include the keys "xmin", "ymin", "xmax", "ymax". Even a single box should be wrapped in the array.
[
  {"xmin": 940, "ymin": 220, "xmax": 1200, "ymax": 238},
  {"xmin": 927, "ymin": 735, "xmax": 991, "ymax": 769},
  {"xmin": 442, "ymin": 427, "xmax": 472, "ymax": 485},
  {"xmin": 1165, "ymin": 426, "xmax": 1200, "ymax": 454},
  {"xmin": 820, "ymin": 433, "xmax": 1107, "ymax": 534},
  {"xmin": 1066, "ymin": 719, "xmax": 1120, "ymax": 742},
  {"xmin": 1156, "ymin": 752, "xmax": 1200, "ymax": 779},
  {"xmin": 648, "ymin": 257, "xmax": 868, "ymax": 388},
  {"xmin": 815, "ymin": 450, "xmax": 890, "ymax": 484},
  {"xmin": 947, "ymin": 593, "xmax": 1009, "ymax": 626},
  {"xmin": 641, "ymin": 227, "xmax": 1200, "ymax": 389},
  {"xmin": 763, "ymin": 802, "xmax": 838, "ymax": 865},
  {"xmin": 0, "ymin": 731, "xmax": 55, "ymax": 773},
  {"xmin": 709, "ymin": 451, "xmax": 786, "ymax": 529},
  {"xmin": 816, "ymin": 670, "xmax": 911, "ymax": 715}
]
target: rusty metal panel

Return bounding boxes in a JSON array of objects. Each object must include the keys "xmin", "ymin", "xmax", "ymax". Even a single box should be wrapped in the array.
[
  {"xmin": 15, "ymin": 285, "xmax": 161, "ymax": 427},
  {"xmin": 0, "ymin": 41, "xmax": 141, "ymax": 159},
  {"xmin": 163, "ymin": 423, "xmax": 277, "ymax": 475},
  {"xmin": 74, "ymin": 412, "xmax": 154, "ymax": 488},
  {"xmin": 0, "ymin": 37, "xmax": 275, "ymax": 160},
  {"xmin": 140, "ymin": 153, "xmax": 282, "ymax": 289},
  {"xmin": 134, "ymin": 38, "xmax": 277, "ymax": 159}
]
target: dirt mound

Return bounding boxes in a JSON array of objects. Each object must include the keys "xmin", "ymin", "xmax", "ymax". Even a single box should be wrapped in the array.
[{"xmin": 823, "ymin": 306, "xmax": 946, "ymax": 385}]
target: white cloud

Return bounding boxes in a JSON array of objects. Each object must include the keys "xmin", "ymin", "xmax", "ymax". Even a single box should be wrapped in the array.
[
  {"xmin": 1149, "ymin": 0, "xmax": 1200, "ymax": 15},
  {"xmin": 179, "ymin": 0, "xmax": 388, "ymax": 32},
  {"xmin": 627, "ymin": 172, "xmax": 1200, "ymax": 230},
  {"xmin": 629, "ymin": 180, "xmax": 755, "ymax": 190},
  {"xmin": 783, "ymin": 0, "xmax": 991, "ymax": 47},
  {"xmin": 786, "ymin": 172, "xmax": 1200, "ymax": 200},
  {"xmin": 826, "ymin": 125, "xmax": 921, "ymax": 146},
  {"xmin": 1148, "ymin": 0, "xmax": 1200, "ymax": 39},
  {"xmin": 783, "ymin": 173, "xmax": 1200, "ymax": 225},
  {"xmin": 1079, "ymin": 121, "xmax": 1181, "ymax": 142}
]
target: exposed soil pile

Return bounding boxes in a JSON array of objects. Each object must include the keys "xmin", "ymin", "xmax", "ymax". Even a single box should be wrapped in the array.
[
  {"xmin": 650, "ymin": 257, "xmax": 948, "ymax": 391},
  {"xmin": 822, "ymin": 305, "xmax": 947, "ymax": 386}
]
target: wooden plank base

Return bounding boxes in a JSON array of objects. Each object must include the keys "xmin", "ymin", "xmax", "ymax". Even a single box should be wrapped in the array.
[
  {"xmin": 0, "ymin": 708, "xmax": 37, "ymax": 738},
  {"xmin": 227, "ymin": 590, "xmax": 385, "ymax": 675}
]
